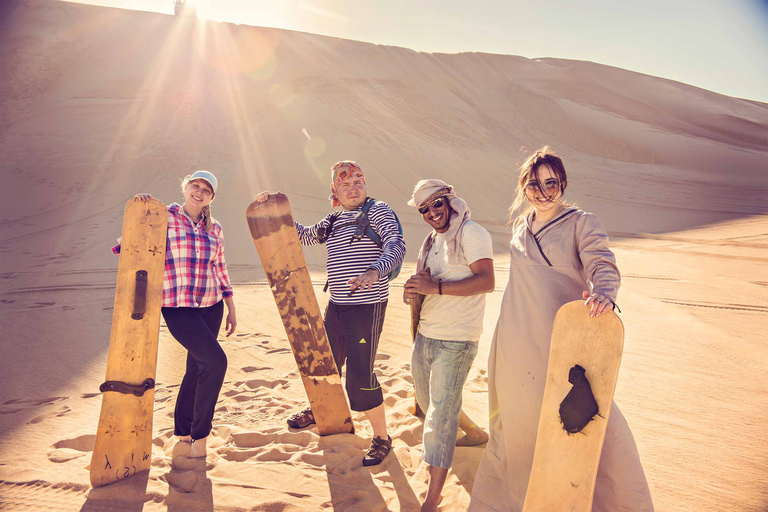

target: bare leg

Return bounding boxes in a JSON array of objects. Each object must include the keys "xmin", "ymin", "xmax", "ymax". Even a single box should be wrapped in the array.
[
  {"xmin": 455, "ymin": 410, "xmax": 489, "ymax": 447},
  {"xmin": 178, "ymin": 435, "xmax": 192, "ymax": 443},
  {"xmin": 421, "ymin": 465, "xmax": 448, "ymax": 511},
  {"xmin": 190, "ymin": 436, "xmax": 207, "ymax": 458},
  {"xmin": 364, "ymin": 403, "xmax": 388, "ymax": 439}
]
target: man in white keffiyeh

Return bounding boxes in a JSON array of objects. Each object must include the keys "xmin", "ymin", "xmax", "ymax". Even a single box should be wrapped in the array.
[{"xmin": 404, "ymin": 179, "xmax": 496, "ymax": 512}]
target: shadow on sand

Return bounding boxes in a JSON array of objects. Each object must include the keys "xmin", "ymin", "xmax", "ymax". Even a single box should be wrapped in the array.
[
  {"xmin": 164, "ymin": 441, "xmax": 214, "ymax": 512},
  {"xmin": 320, "ymin": 434, "xmax": 421, "ymax": 511},
  {"xmin": 80, "ymin": 470, "xmax": 151, "ymax": 512},
  {"xmin": 79, "ymin": 442, "xmax": 214, "ymax": 511}
]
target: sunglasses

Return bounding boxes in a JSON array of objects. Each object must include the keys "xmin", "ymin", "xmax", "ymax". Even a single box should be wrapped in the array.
[
  {"xmin": 524, "ymin": 179, "xmax": 560, "ymax": 194},
  {"xmin": 418, "ymin": 197, "xmax": 446, "ymax": 214}
]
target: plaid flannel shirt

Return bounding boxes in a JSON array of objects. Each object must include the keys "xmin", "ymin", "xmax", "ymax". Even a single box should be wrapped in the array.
[{"xmin": 112, "ymin": 203, "xmax": 233, "ymax": 308}]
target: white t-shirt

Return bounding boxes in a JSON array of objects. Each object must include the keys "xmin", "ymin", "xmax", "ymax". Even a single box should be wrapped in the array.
[{"xmin": 418, "ymin": 221, "xmax": 493, "ymax": 342}]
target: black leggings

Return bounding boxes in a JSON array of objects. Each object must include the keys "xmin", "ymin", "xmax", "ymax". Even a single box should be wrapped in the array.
[{"xmin": 162, "ymin": 300, "xmax": 226, "ymax": 440}]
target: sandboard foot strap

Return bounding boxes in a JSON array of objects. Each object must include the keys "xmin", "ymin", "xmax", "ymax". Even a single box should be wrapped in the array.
[{"xmin": 99, "ymin": 378, "xmax": 155, "ymax": 397}]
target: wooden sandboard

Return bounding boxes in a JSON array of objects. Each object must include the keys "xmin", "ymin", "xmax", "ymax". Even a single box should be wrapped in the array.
[
  {"xmin": 409, "ymin": 293, "xmax": 425, "ymax": 416},
  {"xmin": 246, "ymin": 193, "xmax": 354, "ymax": 435},
  {"xmin": 523, "ymin": 300, "xmax": 624, "ymax": 511},
  {"xmin": 90, "ymin": 198, "xmax": 167, "ymax": 487}
]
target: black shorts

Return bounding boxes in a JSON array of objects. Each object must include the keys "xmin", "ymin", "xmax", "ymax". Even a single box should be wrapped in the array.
[{"xmin": 324, "ymin": 301, "xmax": 387, "ymax": 412}]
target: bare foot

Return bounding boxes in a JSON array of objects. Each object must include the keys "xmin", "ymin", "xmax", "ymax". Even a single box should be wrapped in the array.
[
  {"xmin": 190, "ymin": 436, "xmax": 207, "ymax": 458},
  {"xmin": 455, "ymin": 426, "xmax": 489, "ymax": 447}
]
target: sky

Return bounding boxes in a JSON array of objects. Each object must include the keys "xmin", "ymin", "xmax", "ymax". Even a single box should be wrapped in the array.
[{"xmin": 65, "ymin": 0, "xmax": 768, "ymax": 102}]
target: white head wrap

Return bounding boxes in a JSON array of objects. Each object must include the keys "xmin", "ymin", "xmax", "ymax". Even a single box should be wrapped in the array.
[{"xmin": 408, "ymin": 179, "xmax": 471, "ymax": 269}]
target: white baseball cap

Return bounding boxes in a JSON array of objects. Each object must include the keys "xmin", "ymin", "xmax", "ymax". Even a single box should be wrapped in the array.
[{"xmin": 188, "ymin": 170, "xmax": 218, "ymax": 193}]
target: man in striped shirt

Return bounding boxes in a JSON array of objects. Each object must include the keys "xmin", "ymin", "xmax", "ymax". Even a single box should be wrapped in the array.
[{"xmin": 255, "ymin": 161, "xmax": 405, "ymax": 466}]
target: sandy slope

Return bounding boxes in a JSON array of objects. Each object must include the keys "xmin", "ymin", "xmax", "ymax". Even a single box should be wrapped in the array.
[{"xmin": 1, "ymin": 0, "xmax": 767, "ymax": 510}]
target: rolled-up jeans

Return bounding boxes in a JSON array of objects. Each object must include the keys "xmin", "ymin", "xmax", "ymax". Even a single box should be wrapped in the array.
[{"xmin": 411, "ymin": 332, "xmax": 479, "ymax": 469}]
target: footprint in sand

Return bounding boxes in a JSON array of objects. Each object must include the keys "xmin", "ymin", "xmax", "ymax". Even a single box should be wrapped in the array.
[
  {"xmin": 465, "ymin": 368, "xmax": 488, "ymax": 392},
  {"xmin": 47, "ymin": 449, "xmax": 86, "ymax": 464},
  {"xmin": 53, "ymin": 434, "xmax": 96, "ymax": 452},
  {"xmin": 215, "ymin": 389, "xmax": 299, "ymax": 425},
  {"xmin": 165, "ymin": 470, "xmax": 199, "ymax": 493},
  {"xmin": 218, "ymin": 430, "xmax": 315, "ymax": 463},
  {"xmin": 28, "ymin": 405, "xmax": 72, "ymax": 424},
  {"xmin": 326, "ymin": 490, "xmax": 369, "ymax": 507},
  {"xmin": 0, "ymin": 396, "xmax": 68, "ymax": 414},
  {"xmin": 244, "ymin": 378, "xmax": 289, "ymax": 390},
  {"xmin": 235, "ymin": 332, "xmax": 264, "ymax": 339},
  {"xmin": 154, "ymin": 387, "xmax": 174, "ymax": 403},
  {"xmin": 152, "ymin": 430, "xmax": 174, "ymax": 448},
  {"xmin": 233, "ymin": 430, "xmax": 314, "ymax": 448},
  {"xmin": 242, "ymin": 366, "xmax": 273, "ymax": 373},
  {"xmin": 383, "ymin": 391, "xmax": 410, "ymax": 408},
  {"xmin": 47, "ymin": 433, "xmax": 95, "ymax": 464},
  {"xmin": 220, "ymin": 392, "xmax": 260, "ymax": 403},
  {"xmin": 27, "ymin": 301, "xmax": 55, "ymax": 309}
]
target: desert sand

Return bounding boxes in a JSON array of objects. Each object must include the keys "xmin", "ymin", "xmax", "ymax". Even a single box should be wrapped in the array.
[{"xmin": 1, "ymin": 1, "xmax": 767, "ymax": 510}]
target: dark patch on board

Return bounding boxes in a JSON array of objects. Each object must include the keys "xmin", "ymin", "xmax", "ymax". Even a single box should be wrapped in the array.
[
  {"xmin": 559, "ymin": 365, "xmax": 602, "ymax": 435},
  {"xmin": 247, "ymin": 213, "xmax": 294, "ymax": 240}
]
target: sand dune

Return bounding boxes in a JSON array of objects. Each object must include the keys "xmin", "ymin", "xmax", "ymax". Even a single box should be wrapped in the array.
[{"xmin": 1, "ymin": 0, "xmax": 767, "ymax": 510}]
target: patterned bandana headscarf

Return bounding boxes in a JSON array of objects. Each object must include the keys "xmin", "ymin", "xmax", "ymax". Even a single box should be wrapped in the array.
[
  {"xmin": 329, "ymin": 161, "xmax": 365, "ymax": 207},
  {"xmin": 408, "ymin": 179, "xmax": 471, "ymax": 269}
]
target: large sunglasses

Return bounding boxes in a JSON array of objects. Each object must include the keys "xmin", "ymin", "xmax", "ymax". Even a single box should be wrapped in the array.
[
  {"xmin": 524, "ymin": 179, "xmax": 560, "ymax": 194},
  {"xmin": 418, "ymin": 197, "xmax": 446, "ymax": 214}
]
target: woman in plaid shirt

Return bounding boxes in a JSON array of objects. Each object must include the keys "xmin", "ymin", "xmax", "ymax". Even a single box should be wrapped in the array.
[{"xmin": 117, "ymin": 170, "xmax": 236, "ymax": 459}]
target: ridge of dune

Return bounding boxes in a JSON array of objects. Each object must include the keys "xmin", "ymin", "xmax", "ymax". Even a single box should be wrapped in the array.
[
  {"xmin": 1, "ymin": 1, "xmax": 767, "ymax": 511},
  {"xmin": 2, "ymin": 0, "xmax": 766, "ymax": 285}
]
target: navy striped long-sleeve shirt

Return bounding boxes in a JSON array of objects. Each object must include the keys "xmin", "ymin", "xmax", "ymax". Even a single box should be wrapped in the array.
[{"xmin": 295, "ymin": 200, "xmax": 406, "ymax": 305}]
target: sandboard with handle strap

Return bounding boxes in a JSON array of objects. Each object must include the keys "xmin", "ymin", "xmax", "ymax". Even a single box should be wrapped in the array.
[{"xmin": 90, "ymin": 197, "xmax": 167, "ymax": 487}]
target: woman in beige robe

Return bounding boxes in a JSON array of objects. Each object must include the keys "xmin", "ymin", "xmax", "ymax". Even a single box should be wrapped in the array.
[{"xmin": 469, "ymin": 147, "xmax": 653, "ymax": 511}]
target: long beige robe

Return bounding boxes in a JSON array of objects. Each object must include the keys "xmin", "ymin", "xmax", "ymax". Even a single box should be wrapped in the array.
[{"xmin": 469, "ymin": 208, "xmax": 653, "ymax": 512}]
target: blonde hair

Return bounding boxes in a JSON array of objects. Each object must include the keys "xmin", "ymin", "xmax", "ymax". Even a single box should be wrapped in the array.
[
  {"xmin": 181, "ymin": 175, "xmax": 215, "ymax": 232},
  {"xmin": 507, "ymin": 145, "xmax": 570, "ymax": 225}
]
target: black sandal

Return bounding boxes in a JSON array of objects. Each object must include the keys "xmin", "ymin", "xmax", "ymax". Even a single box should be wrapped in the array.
[
  {"xmin": 363, "ymin": 435, "xmax": 392, "ymax": 466},
  {"xmin": 286, "ymin": 407, "xmax": 316, "ymax": 429}
]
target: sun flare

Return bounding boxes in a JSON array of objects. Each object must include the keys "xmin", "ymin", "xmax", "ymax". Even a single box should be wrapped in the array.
[{"xmin": 183, "ymin": 0, "xmax": 288, "ymax": 30}]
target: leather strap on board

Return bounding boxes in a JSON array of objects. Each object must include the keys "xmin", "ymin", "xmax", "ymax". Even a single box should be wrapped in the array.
[
  {"xmin": 131, "ymin": 270, "xmax": 148, "ymax": 320},
  {"xmin": 99, "ymin": 378, "xmax": 155, "ymax": 397}
]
